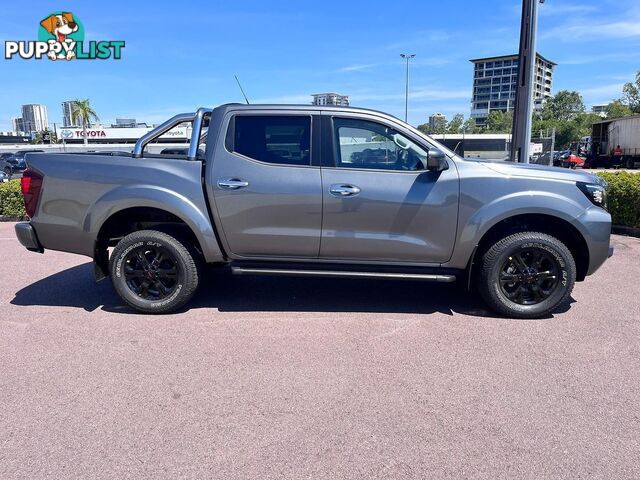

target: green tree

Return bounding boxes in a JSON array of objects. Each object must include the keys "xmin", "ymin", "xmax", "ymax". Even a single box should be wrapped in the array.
[
  {"xmin": 33, "ymin": 128, "xmax": 57, "ymax": 144},
  {"xmin": 417, "ymin": 116, "xmax": 447, "ymax": 135},
  {"xmin": 486, "ymin": 110, "xmax": 512, "ymax": 133},
  {"xmin": 543, "ymin": 90, "xmax": 585, "ymax": 122},
  {"xmin": 462, "ymin": 117, "xmax": 480, "ymax": 134},
  {"xmin": 606, "ymin": 100, "xmax": 633, "ymax": 119},
  {"xmin": 447, "ymin": 114, "xmax": 464, "ymax": 133},
  {"xmin": 622, "ymin": 71, "xmax": 640, "ymax": 113},
  {"xmin": 70, "ymin": 99, "xmax": 99, "ymax": 146}
]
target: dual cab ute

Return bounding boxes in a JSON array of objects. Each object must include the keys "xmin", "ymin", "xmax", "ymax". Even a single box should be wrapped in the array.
[{"xmin": 15, "ymin": 104, "xmax": 613, "ymax": 318}]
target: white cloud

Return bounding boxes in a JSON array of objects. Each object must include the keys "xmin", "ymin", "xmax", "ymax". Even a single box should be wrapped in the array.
[
  {"xmin": 538, "ymin": 3, "xmax": 597, "ymax": 17},
  {"xmin": 580, "ymin": 83, "xmax": 625, "ymax": 105},
  {"xmin": 338, "ymin": 64, "xmax": 377, "ymax": 73},
  {"xmin": 541, "ymin": 18, "xmax": 640, "ymax": 41},
  {"xmin": 251, "ymin": 94, "xmax": 311, "ymax": 104},
  {"xmin": 351, "ymin": 86, "xmax": 469, "ymax": 103}
]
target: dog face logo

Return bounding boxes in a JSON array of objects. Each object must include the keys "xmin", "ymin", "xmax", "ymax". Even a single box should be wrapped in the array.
[
  {"xmin": 38, "ymin": 11, "xmax": 83, "ymax": 60},
  {"xmin": 4, "ymin": 11, "xmax": 124, "ymax": 61},
  {"xmin": 40, "ymin": 13, "xmax": 78, "ymax": 42}
]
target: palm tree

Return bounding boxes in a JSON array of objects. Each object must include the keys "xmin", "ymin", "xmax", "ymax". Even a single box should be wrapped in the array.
[{"xmin": 70, "ymin": 99, "xmax": 99, "ymax": 146}]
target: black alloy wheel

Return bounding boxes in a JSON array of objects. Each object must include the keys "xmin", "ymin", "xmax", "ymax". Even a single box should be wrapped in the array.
[
  {"xmin": 478, "ymin": 231, "xmax": 576, "ymax": 319},
  {"xmin": 109, "ymin": 230, "xmax": 200, "ymax": 314},
  {"xmin": 499, "ymin": 248, "xmax": 560, "ymax": 305},
  {"xmin": 123, "ymin": 245, "xmax": 179, "ymax": 300}
]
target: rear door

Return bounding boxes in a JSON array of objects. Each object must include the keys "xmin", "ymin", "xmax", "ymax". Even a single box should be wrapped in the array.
[
  {"xmin": 319, "ymin": 112, "xmax": 459, "ymax": 264},
  {"xmin": 209, "ymin": 110, "xmax": 323, "ymax": 258}
]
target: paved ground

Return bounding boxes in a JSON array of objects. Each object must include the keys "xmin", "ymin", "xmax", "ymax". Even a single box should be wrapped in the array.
[{"xmin": 0, "ymin": 222, "xmax": 639, "ymax": 479}]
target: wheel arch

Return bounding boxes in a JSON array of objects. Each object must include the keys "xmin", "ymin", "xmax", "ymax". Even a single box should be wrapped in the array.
[
  {"xmin": 471, "ymin": 213, "xmax": 590, "ymax": 283},
  {"xmin": 88, "ymin": 185, "xmax": 225, "ymax": 278}
]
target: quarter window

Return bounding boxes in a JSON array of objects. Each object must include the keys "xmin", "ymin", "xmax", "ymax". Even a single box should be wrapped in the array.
[
  {"xmin": 333, "ymin": 118, "xmax": 427, "ymax": 171},
  {"xmin": 230, "ymin": 115, "xmax": 311, "ymax": 166}
]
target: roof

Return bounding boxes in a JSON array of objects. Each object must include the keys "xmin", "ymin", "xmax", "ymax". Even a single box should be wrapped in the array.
[
  {"xmin": 218, "ymin": 103, "xmax": 390, "ymax": 117},
  {"xmin": 469, "ymin": 53, "xmax": 556, "ymax": 66},
  {"xmin": 591, "ymin": 113, "xmax": 640, "ymax": 125}
]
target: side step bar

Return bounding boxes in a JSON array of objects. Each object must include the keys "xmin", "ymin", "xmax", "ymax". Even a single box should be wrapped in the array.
[{"xmin": 231, "ymin": 267, "xmax": 456, "ymax": 283}]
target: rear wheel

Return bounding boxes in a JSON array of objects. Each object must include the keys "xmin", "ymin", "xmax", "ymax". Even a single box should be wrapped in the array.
[
  {"xmin": 109, "ymin": 230, "xmax": 200, "ymax": 313},
  {"xmin": 626, "ymin": 157, "xmax": 635, "ymax": 169},
  {"xmin": 478, "ymin": 232, "xmax": 576, "ymax": 318}
]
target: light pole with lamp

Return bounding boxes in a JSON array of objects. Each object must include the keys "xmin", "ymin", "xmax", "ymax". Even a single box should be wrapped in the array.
[{"xmin": 400, "ymin": 53, "xmax": 415, "ymax": 123}]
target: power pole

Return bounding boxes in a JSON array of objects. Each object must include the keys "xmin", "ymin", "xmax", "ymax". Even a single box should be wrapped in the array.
[
  {"xmin": 400, "ymin": 54, "xmax": 415, "ymax": 123},
  {"xmin": 510, "ymin": 0, "xmax": 544, "ymax": 163},
  {"xmin": 549, "ymin": 126, "xmax": 555, "ymax": 165}
]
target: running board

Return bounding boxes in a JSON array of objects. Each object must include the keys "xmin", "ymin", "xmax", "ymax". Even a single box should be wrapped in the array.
[{"xmin": 231, "ymin": 267, "xmax": 456, "ymax": 283}]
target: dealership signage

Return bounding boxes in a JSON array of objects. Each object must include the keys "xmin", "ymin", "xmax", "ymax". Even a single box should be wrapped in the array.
[{"xmin": 59, "ymin": 127, "xmax": 189, "ymax": 141}]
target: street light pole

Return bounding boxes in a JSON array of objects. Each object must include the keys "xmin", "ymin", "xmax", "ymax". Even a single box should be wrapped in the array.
[
  {"xmin": 400, "ymin": 53, "xmax": 415, "ymax": 123},
  {"xmin": 510, "ymin": 0, "xmax": 544, "ymax": 163}
]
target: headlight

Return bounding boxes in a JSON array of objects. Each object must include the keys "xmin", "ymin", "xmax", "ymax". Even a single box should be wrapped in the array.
[{"xmin": 577, "ymin": 182, "xmax": 608, "ymax": 210}]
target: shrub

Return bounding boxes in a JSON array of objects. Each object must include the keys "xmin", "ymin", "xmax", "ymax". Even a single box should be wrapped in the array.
[
  {"xmin": 597, "ymin": 172, "xmax": 640, "ymax": 228},
  {"xmin": 0, "ymin": 179, "xmax": 26, "ymax": 218}
]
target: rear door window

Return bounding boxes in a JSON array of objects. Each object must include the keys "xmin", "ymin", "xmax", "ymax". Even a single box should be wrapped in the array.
[{"xmin": 230, "ymin": 115, "xmax": 311, "ymax": 166}]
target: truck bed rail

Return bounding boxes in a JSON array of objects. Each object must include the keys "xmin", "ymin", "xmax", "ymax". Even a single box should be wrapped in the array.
[{"xmin": 132, "ymin": 107, "xmax": 212, "ymax": 160}]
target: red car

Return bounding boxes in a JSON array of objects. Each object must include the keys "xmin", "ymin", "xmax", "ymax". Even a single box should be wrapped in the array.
[{"xmin": 565, "ymin": 154, "xmax": 585, "ymax": 168}]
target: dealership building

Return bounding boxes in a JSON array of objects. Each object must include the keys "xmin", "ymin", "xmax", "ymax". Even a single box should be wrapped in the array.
[{"xmin": 58, "ymin": 125, "xmax": 191, "ymax": 144}]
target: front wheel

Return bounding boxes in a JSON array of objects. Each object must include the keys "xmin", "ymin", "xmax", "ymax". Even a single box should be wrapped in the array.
[
  {"xmin": 109, "ymin": 230, "xmax": 200, "ymax": 313},
  {"xmin": 478, "ymin": 232, "xmax": 576, "ymax": 318}
]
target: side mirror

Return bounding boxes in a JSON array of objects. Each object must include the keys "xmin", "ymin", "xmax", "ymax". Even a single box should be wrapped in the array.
[{"xmin": 426, "ymin": 148, "xmax": 449, "ymax": 172}]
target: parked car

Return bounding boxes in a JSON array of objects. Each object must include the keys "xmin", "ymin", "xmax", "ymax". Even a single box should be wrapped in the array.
[
  {"xmin": 1, "ymin": 152, "xmax": 16, "ymax": 174},
  {"xmin": 15, "ymin": 104, "xmax": 613, "ymax": 319},
  {"xmin": 564, "ymin": 153, "xmax": 585, "ymax": 169},
  {"xmin": 0, "ymin": 171, "xmax": 9, "ymax": 182},
  {"xmin": 4, "ymin": 149, "xmax": 44, "ymax": 174}
]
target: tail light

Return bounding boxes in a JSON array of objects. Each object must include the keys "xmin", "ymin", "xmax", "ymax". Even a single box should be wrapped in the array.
[{"xmin": 21, "ymin": 169, "xmax": 43, "ymax": 218}]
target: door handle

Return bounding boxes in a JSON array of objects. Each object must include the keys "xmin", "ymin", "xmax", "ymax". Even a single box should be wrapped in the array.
[
  {"xmin": 217, "ymin": 178, "xmax": 249, "ymax": 190},
  {"xmin": 330, "ymin": 184, "xmax": 361, "ymax": 197}
]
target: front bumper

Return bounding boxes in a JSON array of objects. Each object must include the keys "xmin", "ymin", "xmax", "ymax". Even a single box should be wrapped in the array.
[{"xmin": 15, "ymin": 222, "xmax": 44, "ymax": 253}]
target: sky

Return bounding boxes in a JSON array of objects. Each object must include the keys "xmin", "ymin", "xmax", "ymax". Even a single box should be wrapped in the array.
[{"xmin": 1, "ymin": 0, "xmax": 639, "ymax": 131}]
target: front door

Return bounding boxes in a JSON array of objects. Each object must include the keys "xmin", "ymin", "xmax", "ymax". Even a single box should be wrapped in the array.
[
  {"xmin": 209, "ymin": 112, "xmax": 322, "ymax": 258},
  {"xmin": 320, "ymin": 114, "xmax": 459, "ymax": 264}
]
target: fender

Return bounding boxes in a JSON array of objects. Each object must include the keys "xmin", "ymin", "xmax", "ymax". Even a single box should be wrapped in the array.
[
  {"xmin": 85, "ymin": 184, "xmax": 225, "ymax": 263},
  {"xmin": 445, "ymin": 190, "xmax": 587, "ymax": 270}
]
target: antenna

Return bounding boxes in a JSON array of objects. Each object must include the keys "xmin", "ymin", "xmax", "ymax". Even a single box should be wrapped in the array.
[{"xmin": 234, "ymin": 75, "xmax": 250, "ymax": 104}]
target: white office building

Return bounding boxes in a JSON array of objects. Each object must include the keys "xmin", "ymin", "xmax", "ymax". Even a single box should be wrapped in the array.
[
  {"xmin": 21, "ymin": 104, "xmax": 49, "ymax": 133},
  {"xmin": 428, "ymin": 112, "xmax": 447, "ymax": 130},
  {"xmin": 11, "ymin": 117, "xmax": 26, "ymax": 134},
  {"xmin": 470, "ymin": 53, "xmax": 555, "ymax": 126},
  {"xmin": 61, "ymin": 101, "xmax": 76, "ymax": 127},
  {"xmin": 312, "ymin": 93, "xmax": 350, "ymax": 106}
]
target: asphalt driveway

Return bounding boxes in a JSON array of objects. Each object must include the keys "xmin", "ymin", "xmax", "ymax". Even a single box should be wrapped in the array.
[{"xmin": 1, "ymin": 222, "xmax": 639, "ymax": 479}]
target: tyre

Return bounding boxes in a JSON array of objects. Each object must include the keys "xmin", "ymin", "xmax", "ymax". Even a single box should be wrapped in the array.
[
  {"xmin": 3, "ymin": 167, "xmax": 11, "ymax": 175},
  {"xmin": 478, "ymin": 232, "xmax": 576, "ymax": 319},
  {"xmin": 626, "ymin": 157, "xmax": 635, "ymax": 169},
  {"xmin": 109, "ymin": 230, "xmax": 200, "ymax": 314}
]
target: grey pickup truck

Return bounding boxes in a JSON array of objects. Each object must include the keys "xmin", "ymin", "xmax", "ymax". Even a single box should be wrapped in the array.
[{"xmin": 15, "ymin": 104, "xmax": 613, "ymax": 318}]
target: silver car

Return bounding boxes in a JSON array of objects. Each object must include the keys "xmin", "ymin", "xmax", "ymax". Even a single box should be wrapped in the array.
[{"xmin": 15, "ymin": 104, "xmax": 612, "ymax": 318}]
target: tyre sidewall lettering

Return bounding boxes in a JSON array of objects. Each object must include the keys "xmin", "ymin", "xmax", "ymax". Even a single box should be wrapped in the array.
[{"xmin": 115, "ymin": 241, "xmax": 144, "ymax": 278}]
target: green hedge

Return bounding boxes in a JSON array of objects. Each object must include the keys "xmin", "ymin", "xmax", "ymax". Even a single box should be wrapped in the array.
[
  {"xmin": 0, "ymin": 179, "xmax": 25, "ymax": 218},
  {"xmin": 597, "ymin": 172, "xmax": 640, "ymax": 229}
]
